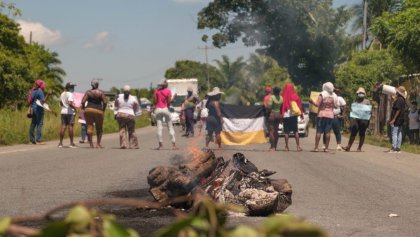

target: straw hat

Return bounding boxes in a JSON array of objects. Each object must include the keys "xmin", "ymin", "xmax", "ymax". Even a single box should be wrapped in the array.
[
  {"xmin": 396, "ymin": 86, "xmax": 407, "ymax": 98},
  {"xmin": 356, "ymin": 87, "xmax": 366, "ymax": 94},
  {"xmin": 207, "ymin": 87, "xmax": 224, "ymax": 96},
  {"xmin": 123, "ymin": 85, "xmax": 131, "ymax": 92}
]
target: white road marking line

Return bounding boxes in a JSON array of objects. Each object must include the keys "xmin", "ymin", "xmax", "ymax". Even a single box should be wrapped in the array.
[{"xmin": 0, "ymin": 148, "xmax": 34, "ymax": 155}]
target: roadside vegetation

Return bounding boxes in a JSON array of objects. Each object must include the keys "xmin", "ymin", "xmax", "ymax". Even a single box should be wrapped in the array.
[
  {"xmin": 0, "ymin": 197, "xmax": 328, "ymax": 237},
  {"xmin": 0, "ymin": 105, "xmax": 150, "ymax": 145}
]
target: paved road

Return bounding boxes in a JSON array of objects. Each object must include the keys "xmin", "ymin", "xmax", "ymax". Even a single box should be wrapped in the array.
[{"xmin": 1, "ymin": 125, "xmax": 420, "ymax": 236}]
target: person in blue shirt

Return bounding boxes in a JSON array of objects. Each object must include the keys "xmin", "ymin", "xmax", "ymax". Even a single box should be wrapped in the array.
[{"xmin": 28, "ymin": 80, "xmax": 47, "ymax": 145}]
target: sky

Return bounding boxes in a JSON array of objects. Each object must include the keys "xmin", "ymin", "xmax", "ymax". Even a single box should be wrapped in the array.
[{"xmin": 12, "ymin": 0, "xmax": 359, "ymax": 92}]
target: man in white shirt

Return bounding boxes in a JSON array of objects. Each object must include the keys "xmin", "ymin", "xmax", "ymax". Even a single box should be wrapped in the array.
[
  {"xmin": 58, "ymin": 82, "xmax": 77, "ymax": 148},
  {"xmin": 114, "ymin": 85, "xmax": 140, "ymax": 149}
]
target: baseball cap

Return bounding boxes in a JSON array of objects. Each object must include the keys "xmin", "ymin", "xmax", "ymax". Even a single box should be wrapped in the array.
[{"xmin": 65, "ymin": 82, "xmax": 76, "ymax": 89}]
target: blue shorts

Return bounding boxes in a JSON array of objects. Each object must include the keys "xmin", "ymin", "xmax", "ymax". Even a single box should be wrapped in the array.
[{"xmin": 316, "ymin": 117, "xmax": 333, "ymax": 134}]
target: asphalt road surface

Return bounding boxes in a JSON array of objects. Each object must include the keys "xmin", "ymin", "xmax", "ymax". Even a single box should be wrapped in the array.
[{"xmin": 1, "ymin": 125, "xmax": 420, "ymax": 236}]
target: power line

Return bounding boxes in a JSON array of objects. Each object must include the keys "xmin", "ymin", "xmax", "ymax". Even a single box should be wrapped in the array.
[{"xmin": 198, "ymin": 44, "xmax": 214, "ymax": 90}]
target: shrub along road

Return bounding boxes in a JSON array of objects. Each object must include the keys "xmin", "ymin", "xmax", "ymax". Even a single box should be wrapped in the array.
[{"xmin": 0, "ymin": 125, "xmax": 420, "ymax": 237}]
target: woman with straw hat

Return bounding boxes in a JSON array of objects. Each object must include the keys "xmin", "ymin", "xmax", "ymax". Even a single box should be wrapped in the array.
[{"xmin": 205, "ymin": 87, "xmax": 224, "ymax": 149}]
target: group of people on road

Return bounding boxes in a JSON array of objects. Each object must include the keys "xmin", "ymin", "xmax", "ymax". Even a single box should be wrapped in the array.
[
  {"xmin": 27, "ymin": 78, "xmax": 418, "ymax": 153},
  {"xmin": 28, "ymin": 79, "xmax": 142, "ymax": 149}
]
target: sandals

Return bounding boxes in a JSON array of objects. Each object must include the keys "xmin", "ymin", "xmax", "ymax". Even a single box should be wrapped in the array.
[{"xmin": 311, "ymin": 148, "xmax": 319, "ymax": 152}]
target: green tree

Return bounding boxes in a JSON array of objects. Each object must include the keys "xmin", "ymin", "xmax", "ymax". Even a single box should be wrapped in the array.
[
  {"xmin": 213, "ymin": 55, "xmax": 246, "ymax": 89},
  {"xmin": 0, "ymin": 11, "xmax": 65, "ymax": 108},
  {"xmin": 335, "ymin": 49, "xmax": 406, "ymax": 99},
  {"xmin": 25, "ymin": 43, "xmax": 66, "ymax": 94},
  {"xmin": 197, "ymin": 0, "xmax": 352, "ymax": 91},
  {"xmin": 164, "ymin": 60, "xmax": 223, "ymax": 95},
  {"xmin": 349, "ymin": 0, "xmax": 402, "ymax": 33},
  {"xmin": 371, "ymin": 0, "xmax": 420, "ymax": 71}
]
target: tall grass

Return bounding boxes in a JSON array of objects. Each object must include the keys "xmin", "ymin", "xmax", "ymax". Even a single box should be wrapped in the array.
[
  {"xmin": 0, "ymin": 107, "xmax": 150, "ymax": 146},
  {"xmin": 364, "ymin": 134, "xmax": 420, "ymax": 154}
]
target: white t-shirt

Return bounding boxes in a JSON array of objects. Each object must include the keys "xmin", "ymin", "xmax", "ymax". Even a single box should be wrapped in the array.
[
  {"xmin": 114, "ymin": 94, "xmax": 140, "ymax": 116},
  {"xmin": 60, "ymin": 91, "xmax": 75, "ymax": 115},
  {"xmin": 333, "ymin": 96, "xmax": 346, "ymax": 116}
]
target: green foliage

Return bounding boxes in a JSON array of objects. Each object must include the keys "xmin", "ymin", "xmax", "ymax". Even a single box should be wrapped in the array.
[
  {"xmin": 0, "ymin": 1, "xmax": 21, "ymax": 17},
  {"xmin": 154, "ymin": 198, "xmax": 327, "ymax": 237},
  {"xmin": 335, "ymin": 49, "xmax": 405, "ymax": 100},
  {"xmin": 371, "ymin": 0, "xmax": 420, "ymax": 71},
  {"xmin": 0, "ymin": 217, "xmax": 11, "ymax": 234},
  {"xmin": 197, "ymin": 0, "xmax": 352, "ymax": 91},
  {"xmin": 0, "ymin": 11, "xmax": 65, "ymax": 109},
  {"xmin": 1, "ymin": 198, "xmax": 328, "ymax": 237},
  {"xmin": 33, "ymin": 205, "xmax": 140, "ymax": 237},
  {"xmin": 0, "ymin": 107, "xmax": 150, "ymax": 145},
  {"xmin": 349, "ymin": 0, "xmax": 402, "ymax": 34}
]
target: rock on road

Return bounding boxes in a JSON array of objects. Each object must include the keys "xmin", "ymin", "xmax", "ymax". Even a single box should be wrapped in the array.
[{"xmin": 1, "ymin": 125, "xmax": 420, "ymax": 237}]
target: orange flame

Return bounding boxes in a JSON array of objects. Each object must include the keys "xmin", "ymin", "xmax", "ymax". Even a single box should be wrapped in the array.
[{"xmin": 188, "ymin": 137, "xmax": 205, "ymax": 161}]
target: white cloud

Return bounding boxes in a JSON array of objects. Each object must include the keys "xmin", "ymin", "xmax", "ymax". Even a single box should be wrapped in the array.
[
  {"xmin": 17, "ymin": 20, "xmax": 62, "ymax": 45},
  {"xmin": 83, "ymin": 31, "xmax": 113, "ymax": 51},
  {"xmin": 172, "ymin": 0, "xmax": 209, "ymax": 4}
]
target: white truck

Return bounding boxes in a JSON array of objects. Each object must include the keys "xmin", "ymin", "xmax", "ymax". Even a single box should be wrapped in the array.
[
  {"xmin": 150, "ymin": 78, "xmax": 199, "ymax": 126},
  {"xmin": 167, "ymin": 78, "xmax": 199, "ymax": 113}
]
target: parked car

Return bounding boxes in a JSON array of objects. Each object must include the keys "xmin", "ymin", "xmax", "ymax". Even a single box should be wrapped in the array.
[
  {"xmin": 150, "ymin": 107, "xmax": 181, "ymax": 126},
  {"xmin": 278, "ymin": 102, "xmax": 310, "ymax": 137}
]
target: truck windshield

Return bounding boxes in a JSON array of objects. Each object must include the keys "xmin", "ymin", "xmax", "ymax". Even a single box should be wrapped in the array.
[{"xmin": 171, "ymin": 95, "xmax": 185, "ymax": 107}]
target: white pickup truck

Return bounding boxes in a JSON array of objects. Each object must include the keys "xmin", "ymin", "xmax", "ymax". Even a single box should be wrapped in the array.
[{"xmin": 150, "ymin": 78, "xmax": 199, "ymax": 126}]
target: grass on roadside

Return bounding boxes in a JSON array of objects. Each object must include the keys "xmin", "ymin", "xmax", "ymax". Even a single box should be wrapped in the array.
[
  {"xmin": 364, "ymin": 134, "xmax": 420, "ymax": 154},
  {"xmin": 0, "ymin": 107, "xmax": 151, "ymax": 146}
]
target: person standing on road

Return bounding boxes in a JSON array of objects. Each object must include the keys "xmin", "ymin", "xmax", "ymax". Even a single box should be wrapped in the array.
[
  {"xmin": 309, "ymin": 82, "xmax": 338, "ymax": 152},
  {"xmin": 281, "ymin": 83, "xmax": 304, "ymax": 152},
  {"xmin": 78, "ymin": 109, "xmax": 87, "ymax": 144},
  {"xmin": 58, "ymin": 82, "xmax": 77, "ymax": 148},
  {"xmin": 197, "ymin": 95, "xmax": 208, "ymax": 136},
  {"xmin": 408, "ymin": 101, "xmax": 419, "ymax": 145},
  {"xmin": 267, "ymin": 86, "xmax": 282, "ymax": 151},
  {"xmin": 28, "ymin": 79, "xmax": 49, "ymax": 145},
  {"xmin": 388, "ymin": 86, "xmax": 407, "ymax": 153},
  {"xmin": 154, "ymin": 80, "xmax": 178, "ymax": 150},
  {"xmin": 182, "ymin": 87, "xmax": 197, "ymax": 137},
  {"xmin": 330, "ymin": 88, "xmax": 346, "ymax": 151},
  {"xmin": 114, "ymin": 85, "xmax": 140, "ymax": 149},
  {"xmin": 343, "ymin": 87, "xmax": 371, "ymax": 152},
  {"xmin": 81, "ymin": 79, "xmax": 107, "ymax": 148},
  {"xmin": 263, "ymin": 87, "xmax": 272, "ymax": 139},
  {"xmin": 205, "ymin": 87, "xmax": 224, "ymax": 149}
]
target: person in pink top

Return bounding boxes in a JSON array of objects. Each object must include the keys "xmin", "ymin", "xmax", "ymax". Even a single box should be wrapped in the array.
[
  {"xmin": 154, "ymin": 80, "xmax": 178, "ymax": 150},
  {"xmin": 309, "ymin": 82, "xmax": 338, "ymax": 152}
]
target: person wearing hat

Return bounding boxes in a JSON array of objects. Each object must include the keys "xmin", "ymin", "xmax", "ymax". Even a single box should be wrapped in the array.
[
  {"xmin": 81, "ymin": 79, "xmax": 107, "ymax": 148},
  {"xmin": 154, "ymin": 79, "xmax": 178, "ymax": 150},
  {"xmin": 388, "ymin": 86, "xmax": 407, "ymax": 153},
  {"xmin": 309, "ymin": 82, "xmax": 338, "ymax": 152},
  {"xmin": 114, "ymin": 85, "xmax": 140, "ymax": 149},
  {"xmin": 343, "ymin": 87, "xmax": 371, "ymax": 152},
  {"xmin": 58, "ymin": 82, "xmax": 77, "ymax": 148},
  {"xmin": 28, "ymin": 79, "xmax": 49, "ymax": 145},
  {"xmin": 205, "ymin": 87, "xmax": 224, "ymax": 149}
]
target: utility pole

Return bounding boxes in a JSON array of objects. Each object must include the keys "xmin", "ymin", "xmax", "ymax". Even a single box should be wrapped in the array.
[
  {"xmin": 29, "ymin": 31, "xmax": 32, "ymax": 44},
  {"xmin": 198, "ymin": 44, "xmax": 214, "ymax": 91},
  {"xmin": 362, "ymin": 0, "xmax": 368, "ymax": 50}
]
